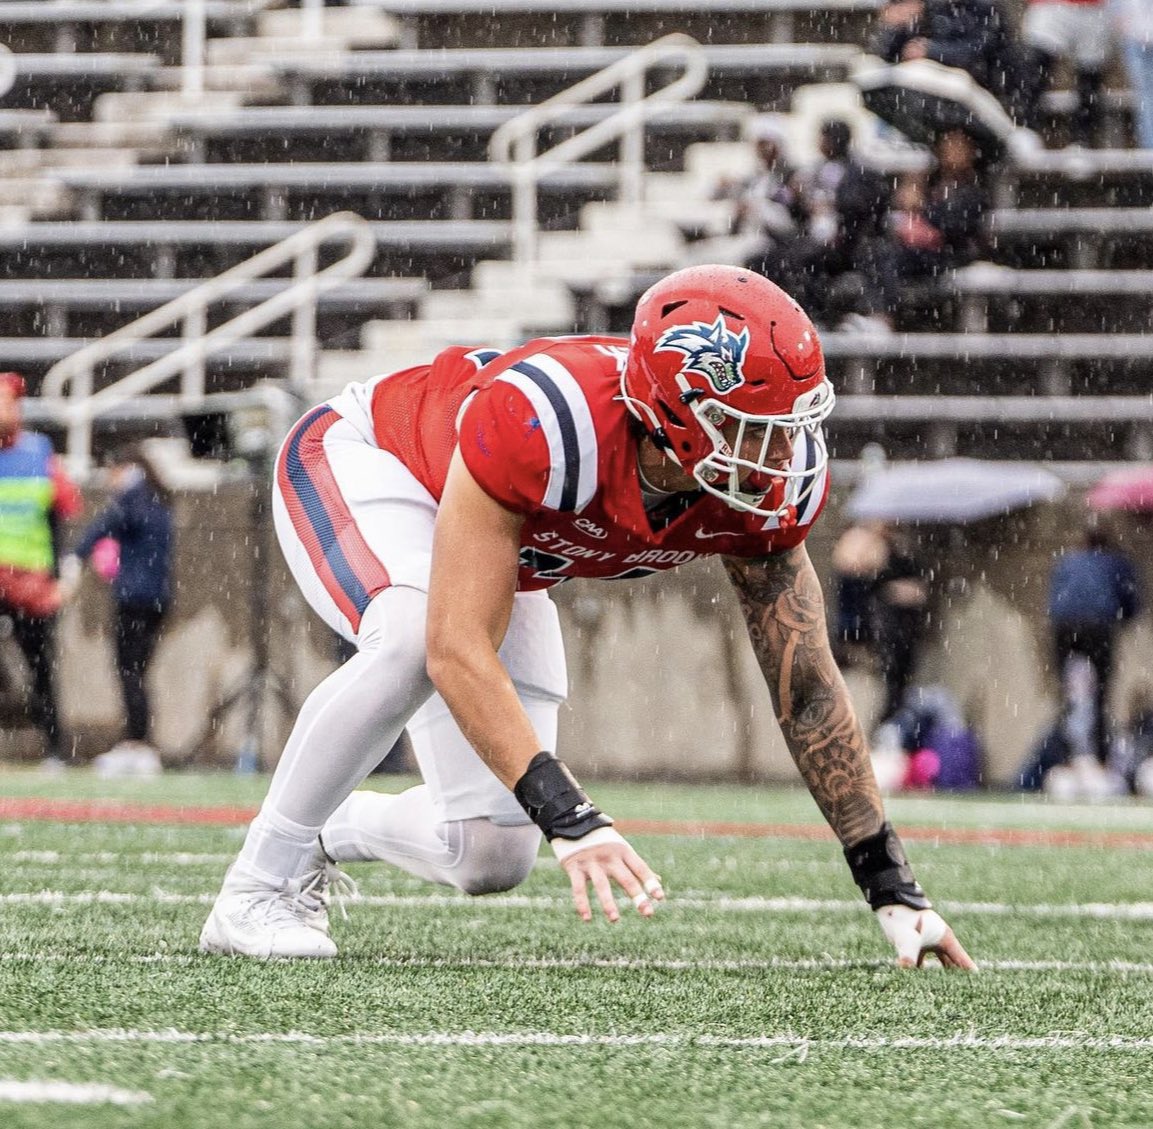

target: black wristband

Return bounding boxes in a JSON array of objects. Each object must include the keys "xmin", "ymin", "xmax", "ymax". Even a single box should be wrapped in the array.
[
  {"xmin": 513, "ymin": 752, "xmax": 614, "ymax": 842},
  {"xmin": 844, "ymin": 822, "xmax": 932, "ymax": 911}
]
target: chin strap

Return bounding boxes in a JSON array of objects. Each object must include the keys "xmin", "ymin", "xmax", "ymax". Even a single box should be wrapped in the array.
[{"xmin": 618, "ymin": 365, "xmax": 674, "ymax": 454}]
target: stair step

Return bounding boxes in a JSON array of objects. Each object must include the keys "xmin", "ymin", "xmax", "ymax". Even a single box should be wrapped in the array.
[
  {"xmin": 0, "ymin": 148, "xmax": 141, "ymax": 177},
  {"xmin": 51, "ymin": 119, "xmax": 172, "ymax": 150},
  {"xmin": 363, "ymin": 316, "xmax": 524, "ymax": 358},
  {"xmin": 316, "ymin": 349, "xmax": 383, "ymax": 395},
  {"xmin": 257, "ymin": 7, "xmax": 400, "ymax": 46},
  {"xmin": 0, "ymin": 178, "xmax": 71, "ymax": 216},
  {"xmin": 206, "ymin": 37, "xmax": 350, "ymax": 68},
  {"xmin": 94, "ymin": 90, "xmax": 246, "ymax": 125},
  {"xmin": 422, "ymin": 286, "xmax": 574, "ymax": 330}
]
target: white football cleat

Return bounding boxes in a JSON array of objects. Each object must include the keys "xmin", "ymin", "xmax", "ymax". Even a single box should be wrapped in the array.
[{"xmin": 199, "ymin": 874, "xmax": 339, "ymax": 959}]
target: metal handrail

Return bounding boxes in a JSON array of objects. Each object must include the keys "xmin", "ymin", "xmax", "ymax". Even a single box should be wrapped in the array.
[
  {"xmin": 488, "ymin": 32, "xmax": 707, "ymax": 264},
  {"xmin": 42, "ymin": 210, "xmax": 376, "ymax": 475}
]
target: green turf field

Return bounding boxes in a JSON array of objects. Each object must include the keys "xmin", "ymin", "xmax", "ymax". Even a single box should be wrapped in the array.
[{"xmin": 2, "ymin": 768, "xmax": 1152, "ymax": 1128}]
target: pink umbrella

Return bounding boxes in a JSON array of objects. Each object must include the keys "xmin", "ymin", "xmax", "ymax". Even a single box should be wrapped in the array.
[{"xmin": 1086, "ymin": 466, "xmax": 1153, "ymax": 513}]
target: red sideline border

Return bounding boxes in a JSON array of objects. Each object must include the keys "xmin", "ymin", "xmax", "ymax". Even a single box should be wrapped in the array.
[{"xmin": 3, "ymin": 797, "xmax": 1153, "ymax": 850}]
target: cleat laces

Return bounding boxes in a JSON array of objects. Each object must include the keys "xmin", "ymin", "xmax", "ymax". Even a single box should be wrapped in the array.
[{"xmin": 301, "ymin": 859, "xmax": 360, "ymax": 922}]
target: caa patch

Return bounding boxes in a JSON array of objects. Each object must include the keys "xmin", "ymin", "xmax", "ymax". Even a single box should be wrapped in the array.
[{"xmin": 655, "ymin": 314, "xmax": 750, "ymax": 395}]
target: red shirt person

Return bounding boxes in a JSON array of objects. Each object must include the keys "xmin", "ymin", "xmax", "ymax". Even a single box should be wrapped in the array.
[{"xmin": 200, "ymin": 266, "xmax": 975, "ymax": 972}]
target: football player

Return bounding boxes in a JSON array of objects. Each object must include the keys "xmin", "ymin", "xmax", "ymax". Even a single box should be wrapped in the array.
[{"xmin": 200, "ymin": 265, "xmax": 975, "ymax": 971}]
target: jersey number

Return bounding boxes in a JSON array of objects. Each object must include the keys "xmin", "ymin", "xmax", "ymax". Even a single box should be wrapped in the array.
[{"xmin": 518, "ymin": 547, "xmax": 659, "ymax": 583}]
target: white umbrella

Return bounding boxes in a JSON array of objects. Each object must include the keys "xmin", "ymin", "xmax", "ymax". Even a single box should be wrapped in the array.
[
  {"xmin": 851, "ymin": 56, "xmax": 1031, "ymax": 166},
  {"xmin": 846, "ymin": 458, "xmax": 1066, "ymax": 523}
]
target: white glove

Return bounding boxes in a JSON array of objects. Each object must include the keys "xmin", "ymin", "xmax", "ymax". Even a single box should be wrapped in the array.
[{"xmin": 874, "ymin": 903, "xmax": 976, "ymax": 970}]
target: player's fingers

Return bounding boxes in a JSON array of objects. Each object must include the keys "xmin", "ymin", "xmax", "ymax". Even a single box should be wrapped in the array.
[
  {"xmin": 935, "ymin": 930, "xmax": 978, "ymax": 971},
  {"xmin": 622, "ymin": 846, "xmax": 665, "ymax": 902},
  {"xmin": 892, "ymin": 925, "xmax": 923, "ymax": 968},
  {"xmin": 566, "ymin": 866, "xmax": 593, "ymax": 923},
  {"xmin": 590, "ymin": 867, "xmax": 620, "ymax": 923},
  {"xmin": 605, "ymin": 862, "xmax": 656, "ymax": 918}
]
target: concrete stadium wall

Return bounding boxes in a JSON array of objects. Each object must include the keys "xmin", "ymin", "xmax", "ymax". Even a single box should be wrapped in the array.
[{"xmin": 2, "ymin": 476, "xmax": 1151, "ymax": 789}]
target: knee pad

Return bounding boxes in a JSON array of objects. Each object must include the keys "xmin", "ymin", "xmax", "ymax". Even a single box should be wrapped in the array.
[
  {"xmin": 445, "ymin": 818, "xmax": 542, "ymax": 896},
  {"xmin": 357, "ymin": 587, "xmax": 434, "ymax": 696}
]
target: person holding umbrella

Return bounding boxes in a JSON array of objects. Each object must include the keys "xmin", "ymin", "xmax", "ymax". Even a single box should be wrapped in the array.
[{"xmin": 868, "ymin": 0, "xmax": 1032, "ymax": 124}]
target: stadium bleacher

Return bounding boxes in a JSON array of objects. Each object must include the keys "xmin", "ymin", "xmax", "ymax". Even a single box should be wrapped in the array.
[
  {"xmin": 0, "ymin": 0, "xmax": 1144, "ymax": 428},
  {"xmin": 348, "ymin": 0, "xmax": 882, "ymax": 50},
  {"xmin": 55, "ymin": 161, "xmax": 625, "ymax": 223},
  {"xmin": 0, "ymin": 0, "xmax": 1146, "ymax": 454},
  {"xmin": 0, "ymin": 0, "xmax": 1149, "ymax": 778},
  {"xmin": 0, "ymin": 2, "xmax": 255, "ymax": 52},
  {"xmin": 987, "ymin": 206, "xmax": 1153, "ymax": 270},
  {"xmin": 168, "ymin": 101, "xmax": 750, "ymax": 164},
  {"xmin": 273, "ymin": 42, "xmax": 861, "ymax": 109},
  {"xmin": 1, "ymin": 51, "xmax": 160, "ymax": 120}
]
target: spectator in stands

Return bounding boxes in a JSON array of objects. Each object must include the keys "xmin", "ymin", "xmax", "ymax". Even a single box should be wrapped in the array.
[
  {"xmin": 831, "ymin": 520, "xmax": 929, "ymax": 727},
  {"xmin": 869, "ymin": 0, "xmax": 1033, "ymax": 123},
  {"xmin": 197, "ymin": 264, "xmax": 973, "ymax": 972},
  {"xmin": 869, "ymin": 526, "xmax": 931, "ymax": 730},
  {"xmin": 831, "ymin": 520, "xmax": 887, "ymax": 667},
  {"xmin": 854, "ymin": 127, "xmax": 990, "ymax": 331},
  {"xmin": 1108, "ymin": 0, "xmax": 1153, "ymax": 149},
  {"xmin": 765, "ymin": 118, "xmax": 891, "ymax": 329},
  {"xmin": 61, "ymin": 445, "xmax": 174, "ymax": 775},
  {"xmin": 1047, "ymin": 521, "xmax": 1141, "ymax": 767},
  {"xmin": 0, "ymin": 372, "xmax": 82, "ymax": 767},
  {"xmin": 712, "ymin": 115, "xmax": 800, "ymax": 270},
  {"xmin": 1022, "ymin": 0, "xmax": 1111, "ymax": 147}
]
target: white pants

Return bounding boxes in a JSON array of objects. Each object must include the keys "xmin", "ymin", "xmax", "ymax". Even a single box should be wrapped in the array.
[
  {"xmin": 227, "ymin": 396, "xmax": 566, "ymax": 894},
  {"xmin": 270, "ymin": 398, "xmax": 568, "ymax": 827}
]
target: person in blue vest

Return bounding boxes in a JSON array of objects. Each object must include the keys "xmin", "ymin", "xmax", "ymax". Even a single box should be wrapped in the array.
[
  {"xmin": 0, "ymin": 372, "xmax": 82, "ymax": 765},
  {"xmin": 61, "ymin": 444, "xmax": 174, "ymax": 771}
]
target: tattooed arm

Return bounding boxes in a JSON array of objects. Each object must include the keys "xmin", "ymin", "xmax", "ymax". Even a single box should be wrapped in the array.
[
  {"xmin": 722, "ymin": 543, "xmax": 883, "ymax": 847},
  {"xmin": 725, "ymin": 544, "xmax": 977, "ymax": 970}
]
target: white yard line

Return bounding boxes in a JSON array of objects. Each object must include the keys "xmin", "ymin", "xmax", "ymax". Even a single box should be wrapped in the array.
[
  {"xmin": 0, "ymin": 951, "xmax": 1151, "ymax": 975},
  {"xmin": 12, "ymin": 852, "xmax": 231, "ymax": 865},
  {"xmin": 5, "ymin": 889, "xmax": 1153, "ymax": 920},
  {"xmin": 0, "ymin": 1029, "xmax": 1150, "ymax": 1053},
  {"xmin": 0, "ymin": 1079, "xmax": 152, "ymax": 1105}
]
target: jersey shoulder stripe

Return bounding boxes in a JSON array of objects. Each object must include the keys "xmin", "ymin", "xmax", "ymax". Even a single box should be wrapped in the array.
[
  {"xmin": 495, "ymin": 352, "xmax": 599, "ymax": 513},
  {"xmin": 755, "ymin": 428, "xmax": 827, "ymax": 533},
  {"xmin": 794, "ymin": 430, "xmax": 827, "ymax": 527}
]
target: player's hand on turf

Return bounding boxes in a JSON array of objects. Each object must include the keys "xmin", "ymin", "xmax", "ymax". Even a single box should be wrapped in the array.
[
  {"xmin": 555, "ymin": 831, "xmax": 664, "ymax": 923},
  {"xmin": 875, "ymin": 904, "xmax": 977, "ymax": 970}
]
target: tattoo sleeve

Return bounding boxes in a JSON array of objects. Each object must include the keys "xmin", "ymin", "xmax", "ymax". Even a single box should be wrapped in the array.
[{"xmin": 723, "ymin": 545, "xmax": 884, "ymax": 847}]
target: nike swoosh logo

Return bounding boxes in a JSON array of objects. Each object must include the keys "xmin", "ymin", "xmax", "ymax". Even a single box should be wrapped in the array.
[{"xmin": 694, "ymin": 527, "xmax": 733, "ymax": 540}]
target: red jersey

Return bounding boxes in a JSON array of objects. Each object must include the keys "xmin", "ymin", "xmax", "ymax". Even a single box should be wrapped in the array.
[{"xmin": 366, "ymin": 336, "xmax": 828, "ymax": 591}]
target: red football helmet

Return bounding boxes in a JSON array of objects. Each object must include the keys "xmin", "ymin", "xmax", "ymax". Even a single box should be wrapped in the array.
[{"xmin": 622, "ymin": 264, "xmax": 835, "ymax": 517}]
